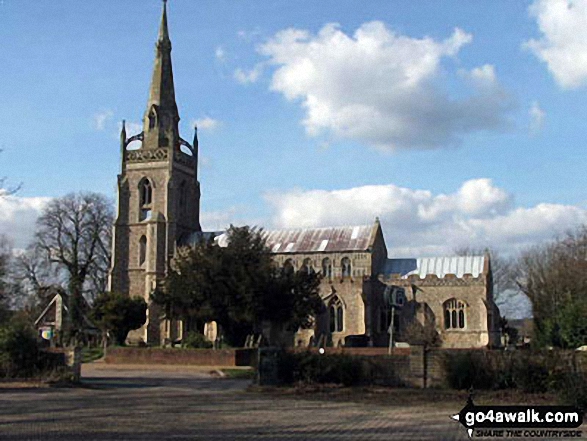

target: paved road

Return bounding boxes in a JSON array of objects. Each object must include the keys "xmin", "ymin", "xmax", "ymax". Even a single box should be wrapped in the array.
[{"xmin": 0, "ymin": 364, "xmax": 553, "ymax": 440}]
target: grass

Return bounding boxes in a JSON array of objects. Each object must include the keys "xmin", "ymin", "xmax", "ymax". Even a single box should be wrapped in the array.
[
  {"xmin": 81, "ymin": 347, "xmax": 104, "ymax": 363},
  {"xmin": 220, "ymin": 368, "xmax": 255, "ymax": 380}
]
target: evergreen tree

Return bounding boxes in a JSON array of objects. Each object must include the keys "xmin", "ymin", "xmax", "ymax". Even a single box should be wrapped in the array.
[
  {"xmin": 91, "ymin": 292, "xmax": 147, "ymax": 346},
  {"xmin": 153, "ymin": 226, "xmax": 324, "ymax": 346}
]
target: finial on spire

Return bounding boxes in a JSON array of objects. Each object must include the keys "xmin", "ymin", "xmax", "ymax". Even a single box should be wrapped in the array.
[
  {"xmin": 193, "ymin": 124, "xmax": 199, "ymax": 148},
  {"xmin": 120, "ymin": 120, "xmax": 127, "ymax": 160},
  {"xmin": 158, "ymin": 0, "xmax": 170, "ymax": 43}
]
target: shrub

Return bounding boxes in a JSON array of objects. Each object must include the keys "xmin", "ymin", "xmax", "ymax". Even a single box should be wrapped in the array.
[
  {"xmin": 0, "ymin": 320, "xmax": 39, "ymax": 378},
  {"xmin": 275, "ymin": 351, "xmax": 364, "ymax": 386},
  {"xmin": 182, "ymin": 331, "xmax": 213, "ymax": 349},
  {"xmin": 511, "ymin": 354, "xmax": 550, "ymax": 393},
  {"xmin": 444, "ymin": 351, "xmax": 496, "ymax": 390},
  {"xmin": 443, "ymin": 349, "xmax": 578, "ymax": 394},
  {"xmin": 557, "ymin": 373, "xmax": 587, "ymax": 412}
]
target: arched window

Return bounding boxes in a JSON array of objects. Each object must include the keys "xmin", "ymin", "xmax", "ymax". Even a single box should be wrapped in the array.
[
  {"xmin": 140, "ymin": 179, "xmax": 152, "ymax": 206},
  {"xmin": 322, "ymin": 258, "xmax": 332, "ymax": 278},
  {"xmin": 139, "ymin": 179, "xmax": 153, "ymax": 221},
  {"xmin": 139, "ymin": 235, "xmax": 147, "ymax": 266},
  {"xmin": 329, "ymin": 296, "xmax": 343, "ymax": 333},
  {"xmin": 283, "ymin": 259, "xmax": 294, "ymax": 276},
  {"xmin": 148, "ymin": 107, "xmax": 157, "ymax": 130},
  {"xmin": 443, "ymin": 299, "xmax": 467, "ymax": 329},
  {"xmin": 302, "ymin": 258, "xmax": 314, "ymax": 274},
  {"xmin": 341, "ymin": 257, "xmax": 352, "ymax": 277}
]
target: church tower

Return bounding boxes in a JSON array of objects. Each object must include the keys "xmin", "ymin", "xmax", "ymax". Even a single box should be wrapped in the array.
[{"xmin": 109, "ymin": 0, "xmax": 201, "ymax": 345}]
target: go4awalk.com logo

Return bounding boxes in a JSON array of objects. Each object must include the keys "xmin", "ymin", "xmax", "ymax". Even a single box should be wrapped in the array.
[{"xmin": 451, "ymin": 397, "xmax": 584, "ymax": 438}]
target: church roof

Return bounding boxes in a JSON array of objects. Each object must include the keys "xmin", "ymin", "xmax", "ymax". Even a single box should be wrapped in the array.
[
  {"xmin": 183, "ymin": 224, "xmax": 376, "ymax": 254},
  {"xmin": 384, "ymin": 255, "xmax": 486, "ymax": 278},
  {"xmin": 259, "ymin": 224, "xmax": 375, "ymax": 254}
]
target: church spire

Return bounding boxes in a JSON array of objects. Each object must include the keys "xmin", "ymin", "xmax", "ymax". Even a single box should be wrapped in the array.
[
  {"xmin": 143, "ymin": 0, "xmax": 179, "ymax": 149},
  {"xmin": 158, "ymin": 0, "xmax": 170, "ymax": 43}
]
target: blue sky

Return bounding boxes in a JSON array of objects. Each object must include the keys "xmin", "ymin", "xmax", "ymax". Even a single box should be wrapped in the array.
[{"xmin": 2, "ymin": 0, "xmax": 587, "ymax": 291}]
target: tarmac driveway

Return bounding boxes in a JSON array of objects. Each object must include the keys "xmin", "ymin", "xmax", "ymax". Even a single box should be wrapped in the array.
[{"xmin": 0, "ymin": 364, "xmax": 489, "ymax": 440}]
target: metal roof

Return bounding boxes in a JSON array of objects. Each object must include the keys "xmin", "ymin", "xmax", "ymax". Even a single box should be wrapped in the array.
[
  {"xmin": 384, "ymin": 256, "xmax": 485, "ymax": 278},
  {"xmin": 263, "ymin": 225, "xmax": 374, "ymax": 254},
  {"xmin": 211, "ymin": 224, "xmax": 374, "ymax": 254}
]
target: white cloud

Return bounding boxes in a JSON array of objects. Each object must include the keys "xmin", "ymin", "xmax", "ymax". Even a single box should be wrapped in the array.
[
  {"xmin": 123, "ymin": 121, "xmax": 143, "ymax": 136},
  {"xmin": 200, "ymin": 208, "xmax": 239, "ymax": 231},
  {"xmin": 0, "ymin": 196, "xmax": 50, "ymax": 249},
  {"xmin": 249, "ymin": 22, "xmax": 512, "ymax": 150},
  {"xmin": 460, "ymin": 64, "xmax": 498, "ymax": 89},
  {"xmin": 200, "ymin": 206, "xmax": 264, "ymax": 231},
  {"xmin": 525, "ymin": 0, "xmax": 587, "ymax": 89},
  {"xmin": 265, "ymin": 179, "xmax": 587, "ymax": 256},
  {"xmin": 234, "ymin": 64, "xmax": 264, "ymax": 84},
  {"xmin": 191, "ymin": 117, "xmax": 221, "ymax": 131},
  {"xmin": 93, "ymin": 110, "xmax": 114, "ymax": 131},
  {"xmin": 529, "ymin": 100, "xmax": 546, "ymax": 134},
  {"xmin": 237, "ymin": 27, "xmax": 262, "ymax": 42},
  {"xmin": 215, "ymin": 46, "xmax": 226, "ymax": 62}
]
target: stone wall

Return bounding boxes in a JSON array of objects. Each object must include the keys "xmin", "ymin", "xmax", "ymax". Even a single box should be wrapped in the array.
[
  {"xmin": 42, "ymin": 347, "xmax": 81, "ymax": 382},
  {"xmin": 384, "ymin": 273, "xmax": 500, "ymax": 348}
]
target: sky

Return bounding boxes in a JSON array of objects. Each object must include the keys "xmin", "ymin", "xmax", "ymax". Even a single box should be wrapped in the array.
[{"xmin": 1, "ymin": 0, "xmax": 587, "ymax": 315}]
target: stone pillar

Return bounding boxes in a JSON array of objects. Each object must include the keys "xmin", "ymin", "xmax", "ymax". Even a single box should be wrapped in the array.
[
  {"xmin": 67, "ymin": 347, "xmax": 81, "ymax": 383},
  {"xmin": 409, "ymin": 345, "xmax": 425, "ymax": 388}
]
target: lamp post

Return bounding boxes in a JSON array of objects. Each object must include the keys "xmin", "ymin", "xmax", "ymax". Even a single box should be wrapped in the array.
[
  {"xmin": 388, "ymin": 303, "xmax": 396, "ymax": 355},
  {"xmin": 384, "ymin": 285, "xmax": 403, "ymax": 355}
]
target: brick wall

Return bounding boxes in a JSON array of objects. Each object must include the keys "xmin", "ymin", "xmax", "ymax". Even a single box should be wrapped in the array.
[
  {"xmin": 291, "ymin": 347, "xmax": 410, "ymax": 356},
  {"xmin": 263, "ymin": 346, "xmax": 587, "ymax": 387},
  {"xmin": 106, "ymin": 346, "xmax": 587, "ymax": 388},
  {"xmin": 104, "ymin": 347, "xmax": 256, "ymax": 366}
]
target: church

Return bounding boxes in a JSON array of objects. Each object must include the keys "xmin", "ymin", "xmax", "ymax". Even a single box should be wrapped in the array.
[{"xmin": 108, "ymin": 1, "xmax": 501, "ymax": 349}]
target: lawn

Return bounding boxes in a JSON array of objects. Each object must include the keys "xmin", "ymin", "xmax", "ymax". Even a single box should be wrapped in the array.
[
  {"xmin": 220, "ymin": 368, "xmax": 256, "ymax": 380},
  {"xmin": 81, "ymin": 348, "xmax": 104, "ymax": 363}
]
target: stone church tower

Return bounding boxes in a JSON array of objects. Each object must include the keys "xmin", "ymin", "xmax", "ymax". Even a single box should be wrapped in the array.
[{"xmin": 109, "ymin": 0, "xmax": 201, "ymax": 345}]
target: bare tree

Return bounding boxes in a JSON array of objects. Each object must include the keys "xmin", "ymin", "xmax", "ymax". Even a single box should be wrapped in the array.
[
  {"xmin": 453, "ymin": 246, "xmax": 516, "ymax": 305},
  {"xmin": 0, "ymin": 236, "xmax": 13, "ymax": 322},
  {"xmin": 32, "ymin": 192, "xmax": 113, "ymax": 342},
  {"xmin": 0, "ymin": 236, "xmax": 34, "ymax": 321},
  {"xmin": 515, "ymin": 226, "xmax": 587, "ymax": 348},
  {"xmin": 0, "ymin": 149, "xmax": 21, "ymax": 197},
  {"xmin": 12, "ymin": 245, "xmax": 66, "ymax": 311}
]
